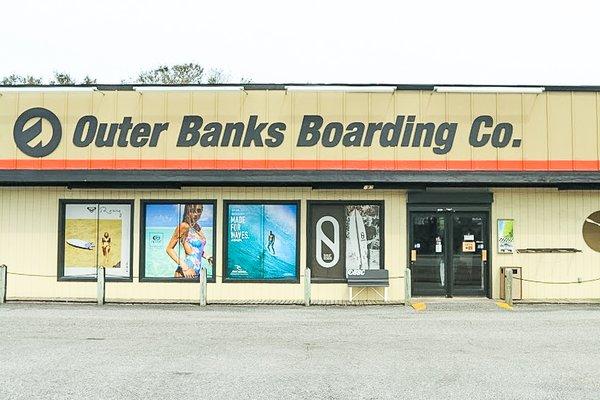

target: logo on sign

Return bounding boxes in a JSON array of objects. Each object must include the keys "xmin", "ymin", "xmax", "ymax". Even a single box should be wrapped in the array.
[
  {"xmin": 347, "ymin": 269, "xmax": 366, "ymax": 276},
  {"xmin": 149, "ymin": 232, "xmax": 163, "ymax": 246},
  {"xmin": 315, "ymin": 216, "xmax": 339, "ymax": 268},
  {"xmin": 13, "ymin": 108, "xmax": 62, "ymax": 157}
]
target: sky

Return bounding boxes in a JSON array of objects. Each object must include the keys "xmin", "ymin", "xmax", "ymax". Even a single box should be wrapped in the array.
[
  {"xmin": 147, "ymin": 204, "xmax": 214, "ymax": 228},
  {"xmin": 0, "ymin": 0, "xmax": 598, "ymax": 85}
]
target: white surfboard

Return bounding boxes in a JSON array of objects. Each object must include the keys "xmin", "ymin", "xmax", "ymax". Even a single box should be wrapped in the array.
[
  {"xmin": 347, "ymin": 209, "xmax": 369, "ymax": 269},
  {"xmin": 66, "ymin": 239, "xmax": 95, "ymax": 250}
]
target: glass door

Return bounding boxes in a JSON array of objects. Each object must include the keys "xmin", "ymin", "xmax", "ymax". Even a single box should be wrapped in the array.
[
  {"xmin": 410, "ymin": 213, "xmax": 448, "ymax": 296},
  {"xmin": 451, "ymin": 212, "xmax": 487, "ymax": 296},
  {"xmin": 409, "ymin": 209, "xmax": 489, "ymax": 297}
]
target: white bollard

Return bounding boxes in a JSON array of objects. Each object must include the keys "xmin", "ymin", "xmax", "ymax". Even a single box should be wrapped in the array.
[
  {"xmin": 304, "ymin": 268, "xmax": 311, "ymax": 306},
  {"xmin": 0, "ymin": 264, "xmax": 6, "ymax": 304},
  {"xmin": 97, "ymin": 266, "xmax": 105, "ymax": 305},
  {"xmin": 405, "ymin": 268, "xmax": 412, "ymax": 306},
  {"xmin": 199, "ymin": 267, "xmax": 207, "ymax": 306}
]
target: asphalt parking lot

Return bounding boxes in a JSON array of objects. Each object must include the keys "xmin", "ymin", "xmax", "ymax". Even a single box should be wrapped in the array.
[{"xmin": 1, "ymin": 301, "xmax": 599, "ymax": 400}]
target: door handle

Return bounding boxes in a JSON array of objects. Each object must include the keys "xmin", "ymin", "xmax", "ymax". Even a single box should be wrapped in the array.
[{"xmin": 410, "ymin": 249, "xmax": 417, "ymax": 262}]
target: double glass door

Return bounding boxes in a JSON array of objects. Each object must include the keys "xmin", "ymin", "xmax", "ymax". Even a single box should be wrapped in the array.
[{"xmin": 410, "ymin": 210, "xmax": 489, "ymax": 297}]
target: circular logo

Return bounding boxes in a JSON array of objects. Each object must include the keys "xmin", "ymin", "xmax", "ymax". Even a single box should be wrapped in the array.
[
  {"xmin": 583, "ymin": 211, "xmax": 600, "ymax": 252},
  {"xmin": 13, "ymin": 108, "xmax": 62, "ymax": 157}
]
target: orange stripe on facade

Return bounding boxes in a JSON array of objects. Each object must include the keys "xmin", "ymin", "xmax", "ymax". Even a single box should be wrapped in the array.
[{"xmin": 0, "ymin": 159, "xmax": 599, "ymax": 171}]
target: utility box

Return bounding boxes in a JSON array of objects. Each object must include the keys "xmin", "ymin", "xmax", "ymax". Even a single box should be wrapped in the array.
[{"xmin": 500, "ymin": 267, "xmax": 522, "ymax": 300}]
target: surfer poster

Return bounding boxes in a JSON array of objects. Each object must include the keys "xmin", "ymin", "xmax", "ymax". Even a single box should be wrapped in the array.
[
  {"xmin": 60, "ymin": 201, "xmax": 131, "ymax": 280},
  {"xmin": 141, "ymin": 202, "xmax": 215, "ymax": 281},
  {"xmin": 225, "ymin": 202, "xmax": 299, "ymax": 281},
  {"xmin": 308, "ymin": 202, "xmax": 382, "ymax": 281}
]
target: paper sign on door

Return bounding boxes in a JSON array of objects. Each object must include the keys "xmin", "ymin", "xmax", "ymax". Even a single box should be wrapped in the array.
[{"xmin": 462, "ymin": 241, "xmax": 476, "ymax": 252}]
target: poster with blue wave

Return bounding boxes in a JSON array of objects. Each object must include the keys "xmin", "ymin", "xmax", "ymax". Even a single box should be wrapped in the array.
[
  {"xmin": 143, "ymin": 202, "xmax": 214, "ymax": 280},
  {"xmin": 226, "ymin": 203, "xmax": 298, "ymax": 281}
]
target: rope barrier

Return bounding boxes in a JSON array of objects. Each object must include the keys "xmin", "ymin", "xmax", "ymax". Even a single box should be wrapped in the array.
[
  {"xmin": 5, "ymin": 271, "xmax": 407, "ymax": 280},
  {"xmin": 8, "ymin": 272, "xmax": 63, "ymax": 278},
  {"xmin": 513, "ymin": 276, "xmax": 600, "ymax": 285}
]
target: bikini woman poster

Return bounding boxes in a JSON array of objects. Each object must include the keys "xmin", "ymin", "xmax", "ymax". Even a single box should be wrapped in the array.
[
  {"xmin": 225, "ymin": 202, "xmax": 298, "ymax": 281},
  {"xmin": 143, "ymin": 202, "xmax": 215, "ymax": 280}
]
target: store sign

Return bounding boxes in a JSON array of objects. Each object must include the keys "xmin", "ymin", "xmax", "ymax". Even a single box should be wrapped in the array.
[
  {"xmin": 3, "ymin": 90, "xmax": 599, "ymax": 172},
  {"xmin": 12, "ymin": 108, "xmax": 518, "ymax": 157}
]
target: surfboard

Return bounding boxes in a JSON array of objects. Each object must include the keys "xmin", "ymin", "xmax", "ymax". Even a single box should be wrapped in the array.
[
  {"xmin": 66, "ymin": 239, "xmax": 95, "ymax": 250},
  {"xmin": 347, "ymin": 209, "xmax": 369, "ymax": 269}
]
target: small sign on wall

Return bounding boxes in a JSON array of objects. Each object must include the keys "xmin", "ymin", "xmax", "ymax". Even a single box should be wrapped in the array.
[{"xmin": 498, "ymin": 219, "xmax": 515, "ymax": 253}]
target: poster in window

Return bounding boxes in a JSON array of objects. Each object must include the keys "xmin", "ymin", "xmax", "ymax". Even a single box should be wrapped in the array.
[
  {"xmin": 142, "ymin": 202, "xmax": 215, "ymax": 280},
  {"xmin": 61, "ymin": 202, "xmax": 131, "ymax": 279},
  {"xmin": 309, "ymin": 203, "xmax": 382, "ymax": 281},
  {"xmin": 225, "ymin": 202, "xmax": 298, "ymax": 281}
]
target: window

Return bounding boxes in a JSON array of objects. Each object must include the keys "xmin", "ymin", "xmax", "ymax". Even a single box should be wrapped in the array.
[
  {"xmin": 58, "ymin": 200, "xmax": 133, "ymax": 281},
  {"xmin": 223, "ymin": 201, "xmax": 300, "ymax": 282},
  {"xmin": 140, "ymin": 201, "xmax": 216, "ymax": 282},
  {"xmin": 307, "ymin": 201, "xmax": 384, "ymax": 282}
]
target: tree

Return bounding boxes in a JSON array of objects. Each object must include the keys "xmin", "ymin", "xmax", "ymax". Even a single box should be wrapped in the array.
[
  {"xmin": 135, "ymin": 63, "xmax": 228, "ymax": 84},
  {"xmin": 1, "ymin": 63, "xmax": 242, "ymax": 85},
  {"xmin": 49, "ymin": 72, "xmax": 75, "ymax": 85},
  {"xmin": 1, "ymin": 74, "xmax": 43, "ymax": 85}
]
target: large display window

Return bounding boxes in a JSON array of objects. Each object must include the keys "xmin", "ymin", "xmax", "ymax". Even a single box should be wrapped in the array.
[
  {"xmin": 223, "ymin": 201, "xmax": 300, "ymax": 283},
  {"xmin": 140, "ymin": 200, "xmax": 216, "ymax": 282},
  {"xmin": 307, "ymin": 201, "xmax": 384, "ymax": 282},
  {"xmin": 58, "ymin": 200, "xmax": 133, "ymax": 281}
]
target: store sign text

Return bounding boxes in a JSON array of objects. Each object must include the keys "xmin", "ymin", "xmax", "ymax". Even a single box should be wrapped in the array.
[{"xmin": 12, "ymin": 108, "xmax": 521, "ymax": 157}]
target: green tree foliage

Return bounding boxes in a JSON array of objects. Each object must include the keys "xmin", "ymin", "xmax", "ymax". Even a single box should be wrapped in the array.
[
  {"xmin": 1, "ymin": 63, "xmax": 239, "ymax": 85},
  {"xmin": 1, "ymin": 74, "xmax": 43, "ymax": 85},
  {"xmin": 49, "ymin": 72, "xmax": 75, "ymax": 85},
  {"xmin": 136, "ymin": 63, "xmax": 227, "ymax": 84}
]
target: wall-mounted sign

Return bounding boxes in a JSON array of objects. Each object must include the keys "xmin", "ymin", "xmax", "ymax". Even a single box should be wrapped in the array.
[
  {"xmin": 224, "ymin": 201, "xmax": 299, "ymax": 282},
  {"xmin": 498, "ymin": 219, "xmax": 515, "ymax": 253},
  {"xmin": 3, "ymin": 91, "xmax": 598, "ymax": 174},
  {"xmin": 583, "ymin": 212, "xmax": 600, "ymax": 252},
  {"xmin": 58, "ymin": 201, "xmax": 132, "ymax": 280},
  {"xmin": 308, "ymin": 202, "xmax": 383, "ymax": 282},
  {"xmin": 140, "ymin": 201, "xmax": 216, "ymax": 281}
]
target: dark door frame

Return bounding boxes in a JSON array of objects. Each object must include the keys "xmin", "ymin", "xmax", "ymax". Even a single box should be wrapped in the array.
[{"xmin": 408, "ymin": 204, "xmax": 492, "ymax": 298}]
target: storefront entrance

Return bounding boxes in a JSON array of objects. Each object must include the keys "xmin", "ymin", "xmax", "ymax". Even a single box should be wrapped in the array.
[{"xmin": 409, "ymin": 207, "xmax": 490, "ymax": 297}]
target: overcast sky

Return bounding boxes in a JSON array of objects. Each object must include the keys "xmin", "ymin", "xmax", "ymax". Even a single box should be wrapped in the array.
[{"xmin": 0, "ymin": 0, "xmax": 597, "ymax": 85}]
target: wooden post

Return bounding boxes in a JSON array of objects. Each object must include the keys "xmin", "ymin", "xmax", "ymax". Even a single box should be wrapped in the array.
[
  {"xmin": 304, "ymin": 268, "xmax": 311, "ymax": 306},
  {"xmin": 0, "ymin": 264, "xmax": 6, "ymax": 304},
  {"xmin": 199, "ymin": 267, "xmax": 207, "ymax": 306},
  {"xmin": 405, "ymin": 268, "xmax": 412, "ymax": 306},
  {"xmin": 97, "ymin": 266, "xmax": 105, "ymax": 305},
  {"xmin": 505, "ymin": 268, "xmax": 513, "ymax": 307}
]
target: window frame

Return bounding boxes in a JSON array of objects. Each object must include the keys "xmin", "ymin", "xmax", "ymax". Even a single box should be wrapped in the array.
[
  {"xmin": 306, "ymin": 200, "xmax": 385, "ymax": 284},
  {"xmin": 139, "ymin": 199, "xmax": 218, "ymax": 283},
  {"xmin": 57, "ymin": 199, "xmax": 134, "ymax": 282},
  {"xmin": 222, "ymin": 200, "xmax": 301, "ymax": 284}
]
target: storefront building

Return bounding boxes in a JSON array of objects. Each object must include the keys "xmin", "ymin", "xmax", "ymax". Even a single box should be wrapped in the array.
[{"xmin": 1, "ymin": 84, "xmax": 600, "ymax": 302}]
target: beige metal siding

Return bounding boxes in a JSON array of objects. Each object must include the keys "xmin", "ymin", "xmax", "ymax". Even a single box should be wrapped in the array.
[
  {"xmin": 492, "ymin": 189, "xmax": 600, "ymax": 299},
  {"xmin": 0, "ymin": 187, "xmax": 406, "ymax": 302}
]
